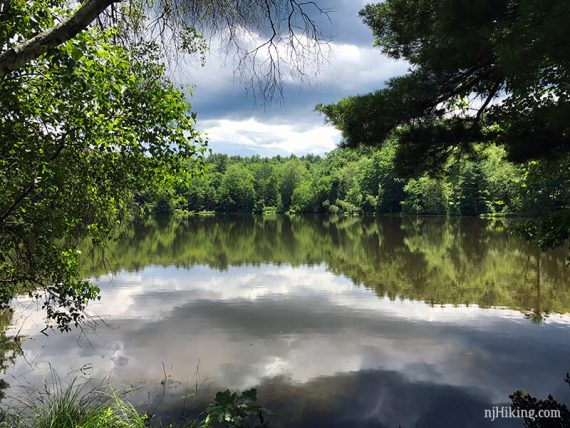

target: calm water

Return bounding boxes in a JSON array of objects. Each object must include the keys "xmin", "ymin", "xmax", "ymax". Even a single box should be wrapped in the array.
[{"xmin": 3, "ymin": 215, "xmax": 570, "ymax": 427}]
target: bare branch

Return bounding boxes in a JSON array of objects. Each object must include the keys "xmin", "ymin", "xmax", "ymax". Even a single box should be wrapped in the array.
[
  {"xmin": 472, "ymin": 79, "xmax": 501, "ymax": 125},
  {"xmin": 0, "ymin": 0, "xmax": 331, "ymax": 98},
  {"xmin": 144, "ymin": 0, "xmax": 332, "ymax": 101}
]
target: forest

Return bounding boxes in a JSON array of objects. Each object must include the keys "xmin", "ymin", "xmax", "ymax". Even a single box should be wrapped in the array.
[
  {"xmin": 147, "ymin": 143, "xmax": 570, "ymax": 221},
  {"xmin": 1, "ymin": 0, "xmax": 569, "ymax": 425}
]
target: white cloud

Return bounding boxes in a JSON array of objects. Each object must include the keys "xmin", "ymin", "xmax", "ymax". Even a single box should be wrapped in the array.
[
  {"xmin": 317, "ymin": 42, "xmax": 408, "ymax": 91},
  {"xmin": 168, "ymin": 26, "xmax": 409, "ymax": 156},
  {"xmin": 12, "ymin": 264, "xmax": 568, "ymax": 339},
  {"xmin": 8, "ymin": 264, "xmax": 568, "ymax": 405},
  {"xmin": 200, "ymin": 117, "xmax": 341, "ymax": 155}
]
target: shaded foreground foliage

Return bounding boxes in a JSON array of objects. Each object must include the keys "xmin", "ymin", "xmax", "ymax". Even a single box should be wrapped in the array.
[
  {"xmin": 0, "ymin": 375, "xmax": 269, "ymax": 428},
  {"xmin": 319, "ymin": 0, "xmax": 569, "ymax": 169},
  {"xmin": 511, "ymin": 374, "xmax": 570, "ymax": 428},
  {"xmin": 0, "ymin": 25, "xmax": 207, "ymax": 330}
]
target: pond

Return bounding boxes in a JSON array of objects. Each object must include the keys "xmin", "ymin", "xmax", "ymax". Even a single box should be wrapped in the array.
[{"xmin": 3, "ymin": 215, "xmax": 570, "ymax": 427}]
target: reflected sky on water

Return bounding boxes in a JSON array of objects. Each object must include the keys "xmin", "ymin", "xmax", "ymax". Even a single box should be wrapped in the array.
[{"xmin": 4, "ymin": 216, "xmax": 570, "ymax": 427}]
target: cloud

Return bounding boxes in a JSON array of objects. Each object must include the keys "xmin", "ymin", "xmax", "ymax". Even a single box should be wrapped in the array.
[
  {"xmin": 200, "ymin": 117, "xmax": 340, "ymax": 156},
  {"xmin": 317, "ymin": 42, "xmax": 408, "ymax": 92},
  {"xmin": 8, "ymin": 264, "xmax": 570, "ymax": 416},
  {"xmin": 167, "ymin": 0, "xmax": 409, "ymax": 156},
  {"xmin": 181, "ymin": 39, "xmax": 408, "ymax": 115},
  {"xmin": 176, "ymin": 39, "xmax": 407, "ymax": 155}
]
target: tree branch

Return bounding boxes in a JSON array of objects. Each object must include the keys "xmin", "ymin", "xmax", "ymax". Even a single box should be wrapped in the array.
[
  {"xmin": 0, "ymin": 0, "xmax": 117, "ymax": 77},
  {"xmin": 0, "ymin": 137, "xmax": 67, "ymax": 223},
  {"xmin": 472, "ymin": 79, "xmax": 501, "ymax": 125}
]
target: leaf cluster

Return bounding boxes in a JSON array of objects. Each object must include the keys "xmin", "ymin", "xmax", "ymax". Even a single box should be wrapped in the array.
[
  {"xmin": 318, "ymin": 0, "xmax": 570, "ymax": 173},
  {"xmin": 0, "ymin": 23, "xmax": 206, "ymax": 330},
  {"xmin": 203, "ymin": 388, "xmax": 272, "ymax": 428}
]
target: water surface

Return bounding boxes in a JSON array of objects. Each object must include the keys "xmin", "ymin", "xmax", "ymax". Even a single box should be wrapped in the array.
[{"xmin": 3, "ymin": 216, "xmax": 570, "ymax": 427}]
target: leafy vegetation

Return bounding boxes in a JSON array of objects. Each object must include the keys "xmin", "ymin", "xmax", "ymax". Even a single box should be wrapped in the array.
[
  {"xmin": 511, "ymin": 374, "xmax": 570, "ymax": 428},
  {"xmin": 0, "ymin": 0, "xmax": 329, "ymax": 330},
  {"xmin": 2, "ymin": 0, "xmax": 567, "ymax": 425},
  {"xmin": 317, "ymin": 0, "xmax": 569, "ymax": 171},
  {"xmin": 203, "ymin": 389, "xmax": 271, "ymax": 428},
  {"xmin": 317, "ymin": 0, "xmax": 570, "ymax": 251},
  {"xmin": 0, "ymin": 376, "xmax": 270, "ymax": 428},
  {"xmin": 0, "ymin": 24, "xmax": 207, "ymax": 330},
  {"xmin": 147, "ymin": 143, "xmax": 568, "ymax": 222},
  {"xmin": 0, "ymin": 376, "xmax": 149, "ymax": 428}
]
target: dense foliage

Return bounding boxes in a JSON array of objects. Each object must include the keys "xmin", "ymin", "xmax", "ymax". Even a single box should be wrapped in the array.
[
  {"xmin": 146, "ymin": 143, "xmax": 568, "ymax": 219},
  {"xmin": 317, "ymin": 0, "xmax": 570, "ymax": 249},
  {"xmin": 0, "ymin": 19, "xmax": 206, "ymax": 330},
  {"xmin": 317, "ymin": 0, "xmax": 569, "ymax": 171},
  {"xmin": 510, "ymin": 374, "xmax": 570, "ymax": 428}
]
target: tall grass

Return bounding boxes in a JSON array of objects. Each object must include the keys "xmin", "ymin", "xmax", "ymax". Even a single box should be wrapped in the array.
[
  {"xmin": 3, "ymin": 375, "xmax": 148, "ymax": 428},
  {"xmin": 34, "ymin": 389, "xmax": 147, "ymax": 428},
  {"xmin": 1, "ymin": 374, "xmax": 268, "ymax": 427},
  {"xmin": 66, "ymin": 395, "xmax": 147, "ymax": 428}
]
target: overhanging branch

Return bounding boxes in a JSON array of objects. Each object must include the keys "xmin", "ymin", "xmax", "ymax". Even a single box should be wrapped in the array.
[{"xmin": 0, "ymin": 0, "xmax": 117, "ymax": 77}]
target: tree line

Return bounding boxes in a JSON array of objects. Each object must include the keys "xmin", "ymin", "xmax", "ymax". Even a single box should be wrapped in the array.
[
  {"xmin": 1, "ymin": 0, "xmax": 568, "ymax": 329},
  {"xmin": 146, "ymin": 142, "xmax": 569, "ymax": 219}
]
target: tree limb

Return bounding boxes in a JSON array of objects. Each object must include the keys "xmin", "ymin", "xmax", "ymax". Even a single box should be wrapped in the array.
[
  {"xmin": 0, "ymin": 0, "xmax": 117, "ymax": 77},
  {"xmin": 472, "ymin": 79, "xmax": 501, "ymax": 125},
  {"xmin": 0, "ymin": 137, "xmax": 67, "ymax": 223}
]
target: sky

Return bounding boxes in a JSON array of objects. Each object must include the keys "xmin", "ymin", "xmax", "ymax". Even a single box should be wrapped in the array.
[{"xmin": 173, "ymin": 0, "xmax": 409, "ymax": 157}]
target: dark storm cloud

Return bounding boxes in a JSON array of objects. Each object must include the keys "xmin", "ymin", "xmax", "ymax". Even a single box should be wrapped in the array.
[
  {"xmin": 315, "ymin": 0, "xmax": 376, "ymax": 45},
  {"xmin": 166, "ymin": 0, "xmax": 412, "ymax": 155},
  {"xmin": 169, "ymin": 0, "xmax": 409, "ymax": 155}
]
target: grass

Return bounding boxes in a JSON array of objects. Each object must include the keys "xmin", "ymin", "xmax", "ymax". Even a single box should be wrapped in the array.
[
  {"xmin": 0, "ymin": 375, "xmax": 269, "ymax": 428},
  {"xmin": 35, "ymin": 392, "xmax": 148, "ymax": 428},
  {"xmin": 2, "ymin": 376, "xmax": 149, "ymax": 428}
]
